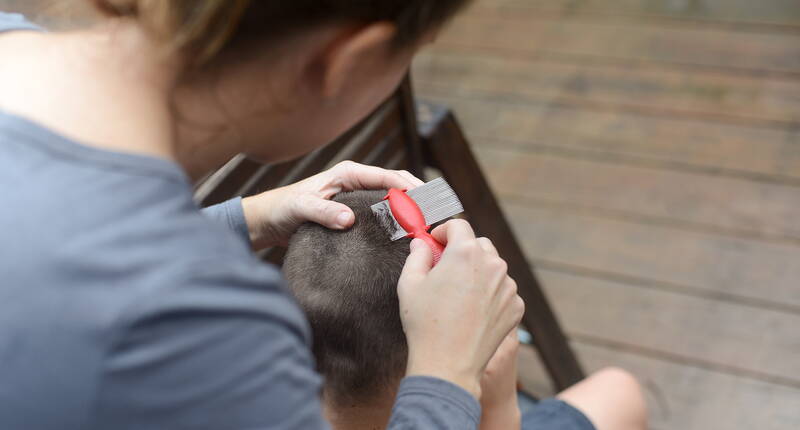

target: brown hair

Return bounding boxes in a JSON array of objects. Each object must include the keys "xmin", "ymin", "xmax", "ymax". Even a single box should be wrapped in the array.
[
  {"xmin": 92, "ymin": 0, "xmax": 471, "ymax": 65},
  {"xmin": 283, "ymin": 190, "xmax": 410, "ymax": 405}
]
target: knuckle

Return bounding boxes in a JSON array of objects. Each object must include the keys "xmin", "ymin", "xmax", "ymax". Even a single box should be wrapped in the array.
[
  {"xmin": 499, "ymin": 260, "xmax": 509, "ymax": 275},
  {"xmin": 333, "ymin": 160, "xmax": 358, "ymax": 174},
  {"xmin": 455, "ymin": 240, "xmax": 479, "ymax": 256},
  {"xmin": 448, "ymin": 218, "xmax": 470, "ymax": 230},
  {"xmin": 295, "ymin": 194, "xmax": 314, "ymax": 209},
  {"xmin": 490, "ymin": 257, "xmax": 508, "ymax": 274},
  {"xmin": 327, "ymin": 175, "xmax": 344, "ymax": 188},
  {"xmin": 507, "ymin": 277, "xmax": 518, "ymax": 295},
  {"xmin": 304, "ymin": 195, "xmax": 325, "ymax": 211},
  {"xmin": 513, "ymin": 296, "xmax": 526, "ymax": 317},
  {"xmin": 336, "ymin": 160, "xmax": 357, "ymax": 168}
]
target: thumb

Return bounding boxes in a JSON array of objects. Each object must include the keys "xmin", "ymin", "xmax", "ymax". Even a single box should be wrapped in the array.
[
  {"xmin": 299, "ymin": 197, "xmax": 354, "ymax": 229},
  {"xmin": 399, "ymin": 239, "xmax": 434, "ymax": 286}
]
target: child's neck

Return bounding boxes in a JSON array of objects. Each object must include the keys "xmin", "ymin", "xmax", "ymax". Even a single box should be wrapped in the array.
[{"xmin": 323, "ymin": 391, "xmax": 395, "ymax": 430}]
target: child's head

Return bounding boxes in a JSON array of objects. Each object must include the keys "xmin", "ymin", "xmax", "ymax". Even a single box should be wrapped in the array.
[{"xmin": 283, "ymin": 190, "xmax": 411, "ymax": 407}]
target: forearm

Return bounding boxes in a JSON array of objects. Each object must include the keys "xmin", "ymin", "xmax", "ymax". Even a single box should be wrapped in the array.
[
  {"xmin": 200, "ymin": 197, "xmax": 251, "ymax": 245},
  {"xmin": 479, "ymin": 403, "xmax": 521, "ymax": 430},
  {"xmin": 241, "ymin": 192, "xmax": 282, "ymax": 250}
]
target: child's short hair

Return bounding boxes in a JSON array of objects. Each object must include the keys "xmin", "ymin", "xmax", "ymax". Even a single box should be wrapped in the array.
[{"xmin": 283, "ymin": 190, "xmax": 410, "ymax": 405}]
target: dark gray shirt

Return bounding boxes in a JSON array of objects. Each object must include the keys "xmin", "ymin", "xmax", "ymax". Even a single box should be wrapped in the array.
[{"xmin": 0, "ymin": 12, "xmax": 480, "ymax": 430}]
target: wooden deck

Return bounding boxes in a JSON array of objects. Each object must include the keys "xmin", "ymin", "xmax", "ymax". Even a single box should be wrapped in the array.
[{"xmin": 413, "ymin": 1, "xmax": 800, "ymax": 429}]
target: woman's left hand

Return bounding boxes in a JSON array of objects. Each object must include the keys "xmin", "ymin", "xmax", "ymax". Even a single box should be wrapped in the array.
[{"xmin": 241, "ymin": 160, "xmax": 424, "ymax": 249}]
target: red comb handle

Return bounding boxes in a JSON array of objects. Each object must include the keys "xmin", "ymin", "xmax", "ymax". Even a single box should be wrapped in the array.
[
  {"xmin": 416, "ymin": 231, "xmax": 445, "ymax": 265},
  {"xmin": 385, "ymin": 188, "xmax": 446, "ymax": 266}
]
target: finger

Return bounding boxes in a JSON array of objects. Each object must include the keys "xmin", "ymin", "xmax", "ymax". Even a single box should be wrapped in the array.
[
  {"xmin": 397, "ymin": 170, "xmax": 425, "ymax": 188},
  {"xmin": 510, "ymin": 295, "xmax": 526, "ymax": 327},
  {"xmin": 398, "ymin": 238, "xmax": 434, "ymax": 286},
  {"xmin": 334, "ymin": 161, "xmax": 419, "ymax": 191},
  {"xmin": 430, "ymin": 219, "xmax": 475, "ymax": 246},
  {"xmin": 485, "ymin": 328, "xmax": 519, "ymax": 370},
  {"xmin": 477, "ymin": 237, "xmax": 499, "ymax": 257},
  {"xmin": 296, "ymin": 196, "xmax": 355, "ymax": 229},
  {"xmin": 505, "ymin": 327, "xmax": 520, "ymax": 350}
]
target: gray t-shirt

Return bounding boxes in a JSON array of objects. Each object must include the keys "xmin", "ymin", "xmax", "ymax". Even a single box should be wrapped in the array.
[{"xmin": 0, "ymin": 12, "xmax": 480, "ymax": 430}]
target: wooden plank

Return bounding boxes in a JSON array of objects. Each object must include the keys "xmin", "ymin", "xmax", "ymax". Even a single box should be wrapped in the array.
[
  {"xmin": 421, "ymin": 108, "xmax": 585, "ymax": 390},
  {"xmin": 537, "ymin": 269, "xmax": 800, "ymax": 385},
  {"xmin": 413, "ymin": 49, "xmax": 800, "ymax": 126},
  {"xmin": 436, "ymin": 13, "xmax": 800, "ymax": 76},
  {"xmin": 519, "ymin": 341, "xmax": 800, "ymax": 430},
  {"xmin": 471, "ymin": 144, "xmax": 800, "ymax": 242},
  {"xmin": 474, "ymin": 0, "xmax": 800, "ymax": 27},
  {"xmin": 415, "ymin": 92, "xmax": 800, "ymax": 184},
  {"xmin": 501, "ymin": 202, "xmax": 800, "ymax": 311}
]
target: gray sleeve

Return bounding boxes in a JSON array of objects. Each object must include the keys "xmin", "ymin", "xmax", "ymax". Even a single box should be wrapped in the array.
[
  {"xmin": 91, "ymin": 261, "xmax": 481, "ymax": 430},
  {"xmin": 201, "ymin": 197, "xmax": 251, "ymax": 244},
  {"xmin": 390, "ymin": 376, "xmax": 482, "ymax": 429}
]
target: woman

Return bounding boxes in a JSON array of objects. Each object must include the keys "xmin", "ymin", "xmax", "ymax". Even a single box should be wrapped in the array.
[
  {"xmin": 0, "ymin": 1, "xmax": 645, "ymax": 429},
  {"xmin": 0, "ymin": 1, "xmax": 522, "ymax": 429}
]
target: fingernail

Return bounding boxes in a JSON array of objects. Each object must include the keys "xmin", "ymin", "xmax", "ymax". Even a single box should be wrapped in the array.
[
  {"xmin": 336, "ymin": 212, "xmax": 353, "ymax": 227},
  {"xmin": 409, "ymin": 238, "xmax": 423, "ymax": 251}
]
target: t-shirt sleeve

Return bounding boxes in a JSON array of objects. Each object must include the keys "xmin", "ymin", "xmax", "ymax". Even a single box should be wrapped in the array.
[
  {"xmin": 389, "ymin": 376, "xmax": 482, "ymax": 429},
  {"xmin": 200, "ymin": 197, "xmax": 251, "ymax": 244}
]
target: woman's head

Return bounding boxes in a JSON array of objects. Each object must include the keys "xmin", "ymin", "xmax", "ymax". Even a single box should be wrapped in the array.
[{"xmin": 92, "ymin": 0, "xmax": 471, "ymax": 171}]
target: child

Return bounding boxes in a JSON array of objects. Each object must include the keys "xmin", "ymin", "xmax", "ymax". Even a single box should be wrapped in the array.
[{"xmin": 284, "ymin": 190, "xmax": 648, "ymax": 430}]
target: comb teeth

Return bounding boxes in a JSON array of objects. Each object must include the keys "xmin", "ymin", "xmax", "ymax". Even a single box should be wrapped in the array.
[
  {"xmin": 407, "ymin": 177, "xmax": 464, "ymax": 226},
  {"xmin": 370, "ymin": 177, "xmax": 464, "ymax": 241}
]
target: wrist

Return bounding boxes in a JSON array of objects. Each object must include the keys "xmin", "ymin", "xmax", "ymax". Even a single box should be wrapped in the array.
[
  {"xmin": 480, "ymin": 402, "xmax": 521, "ymax": 430},
  {"xmin": 241, "ymin": 194, "xmax": 276, "ymax": 250}
]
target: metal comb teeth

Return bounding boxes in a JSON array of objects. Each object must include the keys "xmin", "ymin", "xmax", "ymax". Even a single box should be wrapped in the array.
[{"xmin": 370, "ymin": 177, "xmax": 465, "ymax": 241}]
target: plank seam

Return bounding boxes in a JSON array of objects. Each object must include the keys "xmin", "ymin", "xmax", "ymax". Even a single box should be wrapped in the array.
[
  {"xmin": 569, "ymin": 334, "xmax": 800, "ymax": 389},
  {"xmin": 466, "ymin": 135, "xmax": 800, "ymax": 189},
  {"xmin": 432, "ymin": 42, "xmax": 800, "ymax": 81},
  {"xmin": 416, "ymin": 81, "xmax": 800, "ymax": 131},
  {"xmin": 464, "ymin": 6, "xmax": 800, "ymax": 35},
  {"xmin": 531, "ymin": 258, "xmax": 800, "ymax": 316},
  {"xmin": 500, "ymin": 191, "xmax": 800, "ymax": 247}
]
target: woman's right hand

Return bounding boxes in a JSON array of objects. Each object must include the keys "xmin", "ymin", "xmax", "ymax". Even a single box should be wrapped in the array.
[{"xmin": 397, "ymin": 219, "xmax": 525, "ymax": 399}]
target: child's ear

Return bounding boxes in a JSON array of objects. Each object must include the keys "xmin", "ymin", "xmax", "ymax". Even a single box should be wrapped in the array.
[{"xmin": 317, "ymin": 22, "xmax": 397, "ymax": 99}]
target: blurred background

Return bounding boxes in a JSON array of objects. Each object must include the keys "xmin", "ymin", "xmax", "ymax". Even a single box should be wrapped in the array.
[
  {"xmin": 2, "ymin": 1, "xmax": 799, "ymax": 429},
  {"xmin": 413, "ymin": 1, "xmax": 800, "ymax": 429}
]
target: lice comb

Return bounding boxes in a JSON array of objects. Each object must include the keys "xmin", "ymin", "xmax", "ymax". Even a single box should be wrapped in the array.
[{"xmin": 370, "ymin": 177, "xmax": 464, "ymax": 265}]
